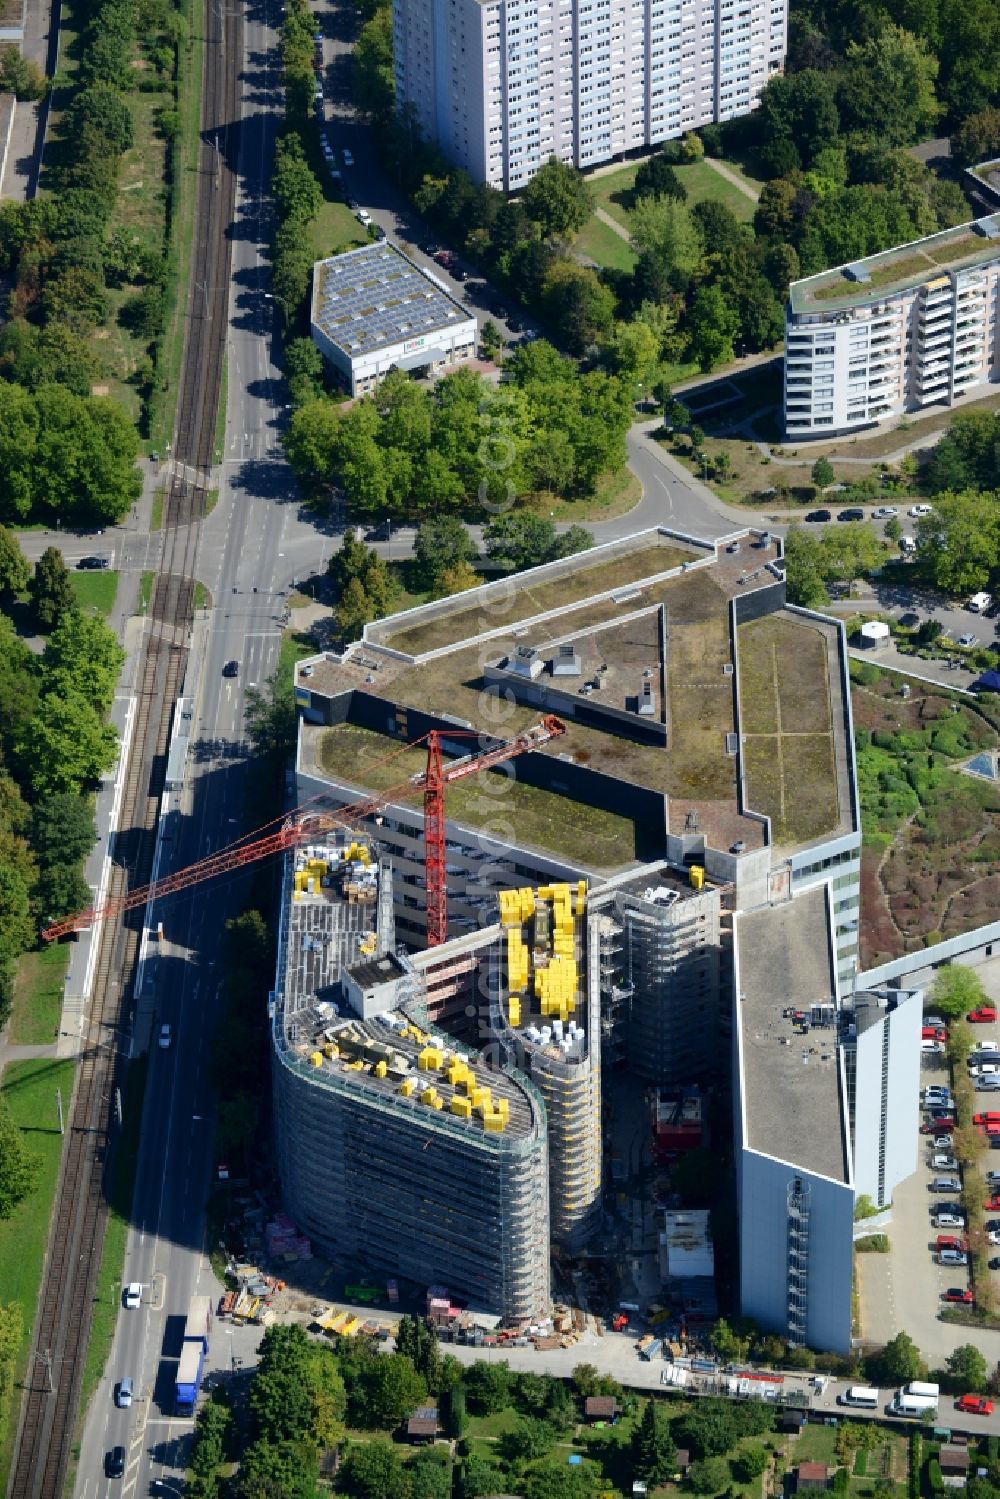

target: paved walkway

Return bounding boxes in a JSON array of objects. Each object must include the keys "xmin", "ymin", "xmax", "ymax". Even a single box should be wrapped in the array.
[
  {"xmin": 595, "ymin": 204, "xmax": 631, "ymax": 243},
  {"xmin": 705, "ymin": 155, "xmax": 760, "ymax": 202}
]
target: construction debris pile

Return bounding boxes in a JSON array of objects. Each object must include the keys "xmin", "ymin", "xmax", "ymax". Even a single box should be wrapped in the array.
[{"xmin": 265, "ymin": 1211, "xmax": 312, "ymax": 1261}]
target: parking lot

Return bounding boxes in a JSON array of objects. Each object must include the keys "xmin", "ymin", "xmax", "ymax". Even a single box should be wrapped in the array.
[{"xmin": 859, "ymin": 959, "xmax": 1000, "ymax": 1366}]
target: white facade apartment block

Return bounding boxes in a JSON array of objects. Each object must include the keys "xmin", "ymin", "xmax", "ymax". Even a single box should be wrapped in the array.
[
  {"xmin": 785, "ymin": 216, "xmax": 1000, "ymax": 440},
  {"xmin": 392, "ymin": 0, "xmax": 787, "ymax": 192}
]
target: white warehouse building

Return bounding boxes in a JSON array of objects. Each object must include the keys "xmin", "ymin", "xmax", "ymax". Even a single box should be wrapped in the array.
[
  {"xmin": 392, "ymin": 0, "xmax": 787, "ymax": 193},
  {"xmin": 784, "ymin": 214, "xmax": 1000, "ymax": 440},
  {"xmin": 309, "ymin": 242, "xmax": 478, "ymax": 398}
]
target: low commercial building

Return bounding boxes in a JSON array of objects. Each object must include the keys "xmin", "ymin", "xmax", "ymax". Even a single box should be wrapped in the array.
[
  {"xmin": 309, "ymin": 242, "xmax": 477, "ymax": 397},
  {"xmin": 784, "ymin": 214, "xmax": 1000, "ymax": 439}
]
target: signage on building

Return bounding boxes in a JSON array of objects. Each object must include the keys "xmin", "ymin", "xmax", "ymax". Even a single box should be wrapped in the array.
[{"xmin": 403, "ymin": 336, "xmax": 426, "ymax": 354}]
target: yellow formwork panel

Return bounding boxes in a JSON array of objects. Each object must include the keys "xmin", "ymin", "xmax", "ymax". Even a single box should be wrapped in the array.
[
  {"xmin": 483, "ymin": 1111, "xmax": 505, "ymax": 1132},
  {"xmin": 508, "ymin": 995, "xmax": 521, "ymax": 1027},
  {"xmin": 347, "ymin": 1059, "xmax": 364, "ymax": 1071},
  {"xmin": 690, "ymin": 864, "xmax": 705, "ymax": 890},
  {"xmin": 421, "ymin": 1086, "xmax": 440, "ymax": 1106},
  {"xmin": 308, "ymin": 1051, "xmax": 323, "ymax": 1067},
  {"xmin": 496, "ymin": 1097, "xmax": 510, "ymax": 1121},
  {"xmin": 373, "ymin": 1060, "xmax": 387, "ymax": 1078},
  {"xmin": 417, "ymin": 1047, "xmax": 444, "ymax": 1072},
  {"xmin": 398, "ymin": 1078, "xmax": 415, "ymax": 1097},
  {"xmin": 451, "ymin": 1095, "xmax": 472, "ymax": 1118},
  {"xmin": 473, "ymin": 1087, "xmax": 492, "ymax": 1113}
]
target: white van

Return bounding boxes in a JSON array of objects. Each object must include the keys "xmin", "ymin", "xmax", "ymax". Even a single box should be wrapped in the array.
[
  {"xmin": 899, "ymin": 535, "xmax": 917, "ymax": 554},
  {"xmin": 892, "ymin": 1394, "xmax": 938, "ymax": 1417},
  {"xmin": 905, "ymin": 1381, "xmax": 940, "ymax": 1399},
  {"xmin": 968, "ymin": 592, "xmax": 991, "ymax": 613},
  {"xmin": 839, "ymin": 1386, "xmax": 879, "ymax": 1408}
]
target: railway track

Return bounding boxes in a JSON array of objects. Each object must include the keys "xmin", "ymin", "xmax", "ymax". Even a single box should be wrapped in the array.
[{"xmin": 6, "ymin": 0, "xmax": 241, "ymax": 1493}]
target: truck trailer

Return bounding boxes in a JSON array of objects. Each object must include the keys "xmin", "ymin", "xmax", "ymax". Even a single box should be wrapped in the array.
[{"xmin": 175, "ymin": 1295, "xmax": 212, "ymax": 1413}]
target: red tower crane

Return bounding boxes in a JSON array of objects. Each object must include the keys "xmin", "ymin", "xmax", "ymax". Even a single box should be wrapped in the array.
[{"xmin": 42, "ymin": 715, "xmax": 567, "ymax": 945}]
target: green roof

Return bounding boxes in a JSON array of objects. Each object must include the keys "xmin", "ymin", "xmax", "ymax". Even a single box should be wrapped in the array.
[{"xmin": 788, "ymin": 216, "xmax": 1000, "ymax": 316}]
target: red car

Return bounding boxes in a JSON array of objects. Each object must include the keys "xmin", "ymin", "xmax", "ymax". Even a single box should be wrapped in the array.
[
  {"xmin": 956, "ymin": 1395, "xmax": 993, "ymax": 1415},
  {"xmin": 942, "ymin": 1287, "xmax": 975, "ymax": 1303},
  {"xmin": 923, "ymin": 1026, "xmax": 948, "ymax": 1041},
  {"xmin": 936, "ymin": 1234, "xmax": 969, "ymax": 1251},
  {"xmin": 974, "ymin": 1112, "xmax": 1000, "ymax": 1127},
  {"xmin": 968, "ymin": 1007, "xmax": 998, "ymax": 1023},
  {"xmin": 922, "ymin": 1118, "xmax": 956, "ymax": 1133},
  {"xmin": 986, "ymin": 1195, "xmax": 1000, "ymax": 1210}
]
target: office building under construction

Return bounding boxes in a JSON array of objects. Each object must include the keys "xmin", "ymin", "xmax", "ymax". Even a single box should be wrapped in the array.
[{"xmin": 271, "ymin": 833, "xmax": 550, "ymax": 1320}]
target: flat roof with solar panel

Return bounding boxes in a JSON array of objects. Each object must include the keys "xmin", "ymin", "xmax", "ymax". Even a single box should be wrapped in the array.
[{"xmin": 309, "ymin": 242, "xmax": 478, "ymax": 394}]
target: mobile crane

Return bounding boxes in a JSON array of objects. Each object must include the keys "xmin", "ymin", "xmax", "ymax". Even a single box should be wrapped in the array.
[{"xmin": 43, "ymin": 715, "xmax": 567, "ymax": 946}]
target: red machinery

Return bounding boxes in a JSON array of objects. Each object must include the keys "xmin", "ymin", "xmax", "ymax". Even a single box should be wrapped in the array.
[{"xmin": 42, "ymin": 715, "xmax": 567, "ymax": 945}]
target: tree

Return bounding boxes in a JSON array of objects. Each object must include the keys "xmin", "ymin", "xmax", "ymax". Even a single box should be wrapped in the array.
[
  {"xmin": 42, "ymin": 611, "xmax": 125, "ymax": 711},
  {"xmin": 811, "ymin": 457, "xmax": 835, "ymax": 488},
  {"xmin": 340, "ymin": 1439, "xmax": 410, "ymax": 1499},
  {"xmin": 271, "ymin": 134, "xmax": 323, "ymax": 221},
  {"xmin": 0, "ymin": 526, "xmax": 29, "ymax": 596},
  {"xmin": 916, "ymin": 491, "xmax": 1000, "ymax": 596},
  {"xmin": 736, "ymin": 1446, "xmax": 769, "ymax": 1482},
  {"xmin": 522, "ymin": 1462, "xmax": 600, "ymax": 1499},
  {"xmin": 444, "ymin": 1382, "xmax": 467, "ymax": 1438},
  {"xmin": 951, "ymin": 107, "xmax": 1000, "ymax": 167},
  {"xmin": 352, "ymin": 8, "xmax": 395, "ymax": 120},
  {"xmin": 413, "ymin": 516, "xmax": 477, "ymax": 589},
  {"xmin": 946, "ymin": 1344, "xmax": 988, "ymax": 1393},
  {"xmin": 237, "ymin": 1437, "xmax": 317, "ymax": 1499},
  {"xmin": 676, "ymin": 1400, "xmax": 738, "ymax": 1458},
  {"xmin": 871, "ymin": 1331, "xmax": 925, "ymax": 1387},
  {"xmin": 688, "ymin": 1456, "xmax": 732, "ymax": 1493},
  {"xmin": 0, "ymin": 1094, "xmax": 39, "ymax": 1218},
  {"xmin": 522, "ymin": 155, "xmax": 594, "ymax": 239},
  {"xmin": 500, "ymin": 1416, "xmax": 556, "ymax": 1464},
  {"xmin": 820, "ymin": 522, "xmax": 888, "ymax": 588},
  {"xmin": 0, "ymin": 44, "xmax": 47, "ymax": 99},
  {"xmin": 885, "ymin": 517, "xmax": 903, "ymax": 543},
  {"xmin": 630, "ymin": 196, "xmax": 701, "ymax": 276},
  {"xmin": 634, "ymin": 154, "xmax": 687, "ymax": 202},
  {"xmin": 634, "ymin": 1399, "xmax": 677, "ymax": 1485},
  {"xmin": 479, "ymin": 319, "xmax": 503, "ymax": 359},
  {"xmin": 838, "ymin": 25, "xmax": 940, "ymax": 146},
  {"xmin": 438, "ymin": 561, "xmax": 480, "ymax": 595},
  {"xmin": 541, "ymin": 261, "xmax": 615, "ymax": 354},
  {"xmin": 757, "ymin": 69, "xmax": 841, "ymax": 170},
  {"xmin": 709, "ymin": 1317, "xmax": 752, "ymax": 1365},
  {"xmin": 190, "ymin": 1392, "xmax": 235, "ymax": 1478},
  {"xmin": 22, "ymin": 691, "xmax": 119, "ymax": 797},
  {"xmin": 686, "ymin": 285, "xmax": 738, "ymax": 372},
  {"xmin": 409, "ymin": 1448, "xmax": 453, "ymax": 1499},
  {"xmin": 932, "ymin": 964, "xmax": 987, "ymax": 1019},
  {"xmin": 30, "ymin": 548, "xmax": 76, "ymax": 632},
  {"xmin": 463, "ymin": 1359, "xmax": 512, "ymax": 1415},
  {"xmin": 356, "ymin": 1351, "xmax": 426, "ymax": 1428},
  {"xmin": 460, "ymin": 1455, "xmax": 510, "ymax": 1499},
  {"xmin": 483, "ymin": 512, "xmax": 560, "ymax": 572}
]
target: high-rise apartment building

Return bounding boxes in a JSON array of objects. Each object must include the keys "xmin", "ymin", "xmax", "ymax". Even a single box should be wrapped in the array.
[
  {"xmin": 392, "ymin": 0, "xmax": 787, "ymax": 192},
  {"xmin": 784, "ymin": 215, "xmax": 1000, "ymax": 440}
]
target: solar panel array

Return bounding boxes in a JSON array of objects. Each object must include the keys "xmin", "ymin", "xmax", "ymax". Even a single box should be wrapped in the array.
[{"xmin": 313, "ymin": 242, "xmax": 469, "ymax": 357}]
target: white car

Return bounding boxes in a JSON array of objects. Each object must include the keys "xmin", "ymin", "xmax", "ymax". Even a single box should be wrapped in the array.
[
  {"xmin": 933, "ymin": 1153, "xmax": 958, "ymax": 1170},
  {"xmin": 908, "ymin": 503, "xmax": 933, "ymax": 517},
  {"xmin": 356, "ymin": 208, "xmax": 372, "ymax": 226},
  {"xmin": 922, "ymin": 1039, "xmax": 945, "ymax": 1054},
  {"xmin": 158, "ymin": 1023, "xmax": 172, "ymax": 1050},
  {"xmin": 975, "ymin": 1063, "xmax": 1000, "ymax": 1077},
  {"xmin": 342, "ymin": 148, "xmax": 354, "ymax": 167},
  {"xmin": 873, "ymin": 506, "xmax": 898, "ymax": 519},
  {"xmin": 124, "ymin": 1283, "xmax": 142, "ymax": 1309},
  {"xmin": 973, "ymin": 1041, "xmax": 999, "ymax": 1051}
]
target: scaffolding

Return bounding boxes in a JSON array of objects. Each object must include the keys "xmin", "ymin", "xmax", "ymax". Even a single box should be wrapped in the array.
[{"xmin": 495, "ymin": 883, "xmax": 603, "ymax": 1250}]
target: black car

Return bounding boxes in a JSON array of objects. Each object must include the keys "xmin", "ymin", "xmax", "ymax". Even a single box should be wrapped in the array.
[
  {"xmin": 838, "ymin": 507, "xmax": 865, "ymax": 521},
  {"xmin": 805, "ymin": 509, "xmax": 831, "ymax": 523},
  {"xmin": 77, "ymin": 555, "xmax": 110, "ymax": 570},
  {"xmin": 106, "ymin": 1447, "xmax": 125, "ymax": 1479},
  {"xmin": 422, "ymin": 243, "xmax": 440, "ymax": 257},
  {"xmin": 898, "ymin": 611, "xmax": 920, "ymax": 628},
  {"xmin": 222, "ymin": 659, "xmax": 239, "ymax": 678},
  {"xmin": 365, "ymin": 522, "xmax": 391, "ymax": 542},
  {"xmin": 451, "ymin": 265, "xmax": 467, "ymax": 281}
]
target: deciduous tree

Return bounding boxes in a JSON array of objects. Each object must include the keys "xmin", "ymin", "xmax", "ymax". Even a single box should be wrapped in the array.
[{"xmin": 30, "ymin": 548, "xmax": 75, "ymax": 632}]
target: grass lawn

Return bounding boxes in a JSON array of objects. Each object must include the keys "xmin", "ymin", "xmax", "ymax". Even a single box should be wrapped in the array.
[
  {"xmin": 0, "ymin": 1059, "xmax": 75, "ymax": 1496},
  {"xmin": 150, "ymin": 487, "xmax": 164, "ymax": 531},
  {"xmin": 9, "ymin": 945, "xmax": 68, "ymax": 1045},
  {"xmin": 737, "ymin": 614, "xmax": 842, "ymax": 844},
  {"xmin": 193, "ymin": 581, "xmax": 211, "ymax": 610},
  {"xmin": 310, "ymin": 199, "xmax": 368, "ymax": 260},
  {"xmin": 70, "ymin": 569, "xmax": 119, "ymax": 617},
  {"xmin": 136, "ymin": 571, "xmax": 155, "ymax": 614},
  {"xmin": 318, "ymin": 721, "xmax": 639, "ymax": 869},
  {"xmin": 277, "ymin": 629, "xmax": 320, "ymax": 691},
  {"xmin": 545, "ymin": 467, "xmax": 642, "ymax": 524},
  {"xmin": 574, "ymin": 215, "xmax": 637, "ymax": 272}
]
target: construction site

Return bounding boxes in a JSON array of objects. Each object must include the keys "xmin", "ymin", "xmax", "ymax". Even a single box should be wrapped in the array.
[{"xmin": 263, "ymin": 526, "xmax": 865, "ymax": 1333}]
